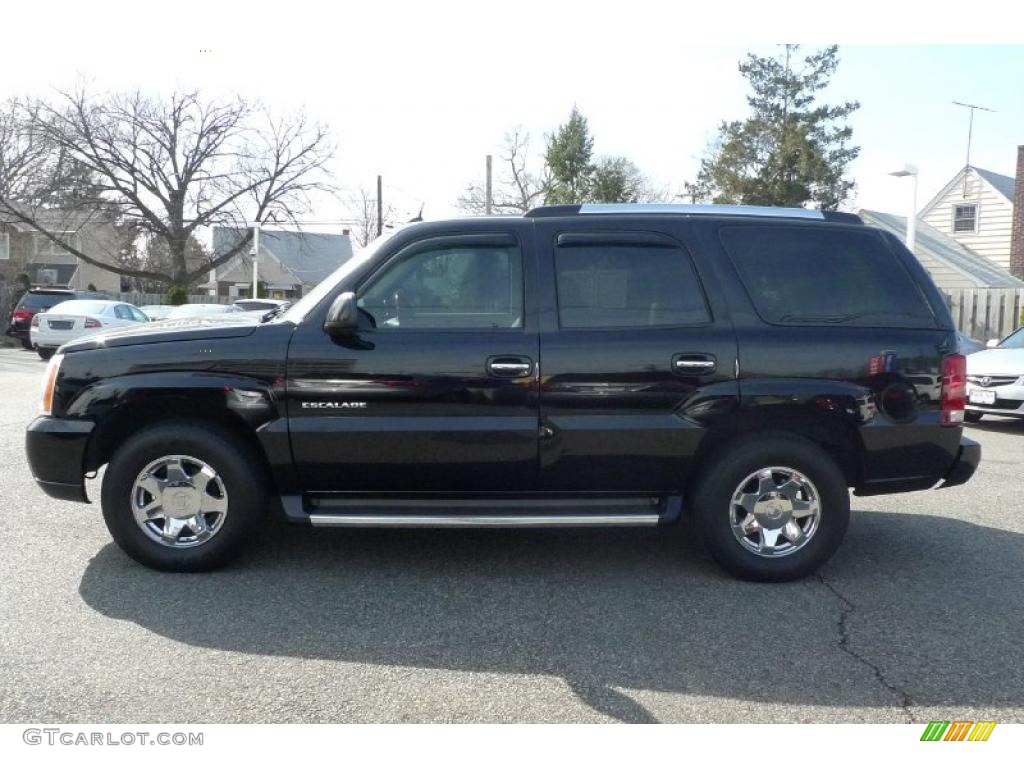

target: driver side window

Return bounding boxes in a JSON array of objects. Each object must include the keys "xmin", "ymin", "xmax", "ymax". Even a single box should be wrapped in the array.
[{"xmin": 358, "ymin": 243, "xmax": 523, "ymax": 330}]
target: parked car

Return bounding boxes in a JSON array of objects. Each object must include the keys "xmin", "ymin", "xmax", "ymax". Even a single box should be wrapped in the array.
[
  {"xmin": 25, "ymin": 204, "xmax": 979, "ymax": 581},
  {"xmin": 232, "ymin": 299, "xmax": 288, "ymax": 313},
  {"xmin": 165, "ymin": 303, "xmax": 242, "ymax": 319},
  {"xmin": 30, "ymin": 299, "xmax": 149, "ymax": 359},
  {"xmin": 964, "ymin": 326, "xmax": 1024, "ymax": 422},
  {"xmin": 231, "ymin": 298, "xmax": 291, "ymax": 320},
  {"xmin": 139, "ymin": 304, "xmax": 176, "ymax": 321},
  {"xmin": 6, "ymin": 289, "xmax": 76, "ymax": 349}
]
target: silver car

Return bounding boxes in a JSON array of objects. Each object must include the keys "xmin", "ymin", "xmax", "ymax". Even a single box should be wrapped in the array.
[{"xmin": 964, "ymin": 326, "xmax": 1024, "ymax": 422}]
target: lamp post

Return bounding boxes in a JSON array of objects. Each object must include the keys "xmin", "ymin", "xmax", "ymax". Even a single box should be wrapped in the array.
[{"xmin": 889, "ymin": 164, "xmax": 919, "ymax": 253}]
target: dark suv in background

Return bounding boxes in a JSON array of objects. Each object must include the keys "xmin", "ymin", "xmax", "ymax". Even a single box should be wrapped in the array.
[
  {"xmin": 6, "ymin": 288, "xmax": 108, "ymax": 349},
  {"xmin": 25, "ymin": 204, "xmax": 979, "ymax": 581}
]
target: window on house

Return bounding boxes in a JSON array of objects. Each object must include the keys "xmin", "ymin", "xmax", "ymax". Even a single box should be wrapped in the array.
[
  {"xmin": 952, "ymin": 204, "xmax": 978, "ymax": 234},
  {"xmin": 0, "ymin": 232, "xmax": 9, "ymax": 260},
  {"xmin": 35, "ymin": 232, "xmax": 79, "ymax": 259}
]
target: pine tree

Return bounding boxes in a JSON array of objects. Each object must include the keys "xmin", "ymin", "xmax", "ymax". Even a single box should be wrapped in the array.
[
  {"xmin": 687, "ymin": 45, "xmax": 859, "ymax": 211},
  {"xmin": 543, "ymin": 107, "xmax": 595, "ymax": 204}
]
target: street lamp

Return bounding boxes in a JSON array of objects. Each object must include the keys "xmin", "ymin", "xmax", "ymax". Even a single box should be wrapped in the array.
[{"xmin": 889, "ymin": 164, "xmax": 919, "ymax": 253}]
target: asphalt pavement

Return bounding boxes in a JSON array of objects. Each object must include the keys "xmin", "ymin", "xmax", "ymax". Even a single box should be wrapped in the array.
[{"xmin": 1, "ymin": 345, "xmax": 1022, "ymax": 723}]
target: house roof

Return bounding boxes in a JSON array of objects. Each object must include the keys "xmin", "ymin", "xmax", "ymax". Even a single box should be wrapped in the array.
[
  {"xmin": 973, "ymin": 167, "xmax": 1016, "ymax": 201},
  {"xmin": 918, "ymin": 165, "xmax": 1018, "ymax": 216},
  {"xmin": 860, "ymin": 209, "xmax": 1024, "ymax": 288},
  {"xmin": 213, "ymin": 228, "xmax": 354, "ymax": 286}
]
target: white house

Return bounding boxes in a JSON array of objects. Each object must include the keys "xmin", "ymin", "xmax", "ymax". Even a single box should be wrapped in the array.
[{"xmin": 918, "ymin": 157, "xmax": 1019, "ymax": 274}]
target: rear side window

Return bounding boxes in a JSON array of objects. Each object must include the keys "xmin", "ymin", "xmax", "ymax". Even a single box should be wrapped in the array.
[
  {"xmin": 719, "ymin": 225, "xmax": 935, "ymax": 327},
  {"xmin": 18, "ymin": 292, "xmax": 73, "ymax": 310},
  {"xmin": 555, "ymin": 239, "xmax": 709, "ymax": 328}
]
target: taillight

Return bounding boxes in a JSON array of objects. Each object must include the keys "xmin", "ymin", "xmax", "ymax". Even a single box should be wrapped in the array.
[
  {"xmin": 31, "ymin": 314, "xmax": 41, "ymax": 327},
  {"xmin": 84, "ymin": 318, "xmax": 102, "ymax": 328},
  {"xmin": 940, "ymin": 354, "xmax": 966, "ymax": 426},
  {"xmin": 12, "ymin": 309, "xmax": 31, "ymax": 320}
]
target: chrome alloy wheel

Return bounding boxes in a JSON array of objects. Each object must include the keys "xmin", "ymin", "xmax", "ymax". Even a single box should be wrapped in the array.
[
  {"xmin": 130, "ymin": 455, "xmax": 229, "ymax": 548},
  {"xmin": 729, "ymin": 466, "xmax": 821, "ymax": 558}
]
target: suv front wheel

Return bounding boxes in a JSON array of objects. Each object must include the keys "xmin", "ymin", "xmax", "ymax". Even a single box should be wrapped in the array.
[
  {"xmin": 691, "ymin": 435, "xmax": 850, "ymax": 582},
  {"xmin": 100, "ymin": 421, "xmax": 268, "ymax": 571}
]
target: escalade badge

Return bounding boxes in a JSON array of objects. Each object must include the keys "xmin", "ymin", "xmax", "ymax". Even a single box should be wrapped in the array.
[{"xmin": 301, "ymin": 401, "xmax": 368, "ymax": 409}]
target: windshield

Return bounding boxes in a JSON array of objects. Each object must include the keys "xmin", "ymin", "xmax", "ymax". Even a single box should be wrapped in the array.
[
  {"xmin": 46, "ymin": 300, "xmax": 111, "ymax": 316},
  {"xmin": 279, "ymin": 228, "xmax": 403, "ymax": 324},
  {"xmin": 999, "ymin": 328, "xmax": 1024, "ymax": 349}
]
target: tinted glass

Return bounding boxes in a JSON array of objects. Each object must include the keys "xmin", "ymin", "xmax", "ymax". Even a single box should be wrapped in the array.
[
  {"xmin": 18, "ymin": 292, "xmax": 74, "ymax": 310},
  {"xmin": 359, "ymin": 244, "xmax": 523, "ymax": 330},
  {"xmin": 554, "ymin": 242, "xmax": 709, "ymax": 328},
  {"xmin": 114, "ymin": 304, "xmax": 133, "ymax": 320},
  {"xmin": 129, "ymin": 306, "xmax": 149, "ymax": 322},
  {"xmin": 719, "ymin": 226, "xmax": 935, "ymax": 327}
]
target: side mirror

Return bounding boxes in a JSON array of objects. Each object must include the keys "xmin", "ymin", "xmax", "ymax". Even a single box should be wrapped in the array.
[
  {"xmin": 324, "ymin": 292, "xmax": 358, "ymax": 335},
  {"xmin": 986, "ymin": 339, "xmax": 1000, "ymax": 349}
]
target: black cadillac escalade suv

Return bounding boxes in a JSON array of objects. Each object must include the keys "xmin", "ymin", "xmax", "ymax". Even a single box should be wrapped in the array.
[{"xmin": 25, "ymin": 204, "xmax": 980, "ymax": 581}]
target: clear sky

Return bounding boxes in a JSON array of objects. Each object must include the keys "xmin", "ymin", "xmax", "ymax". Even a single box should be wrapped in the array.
[{"xmin": 2, "ymin": 2, "xmax": 1022, "ymax": 230}]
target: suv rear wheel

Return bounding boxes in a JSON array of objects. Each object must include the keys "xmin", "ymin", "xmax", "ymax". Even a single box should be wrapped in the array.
[
  {"xmin": 691, "ymin": 435, "xmax": 850, "ymax": 582},
  {"xmin": 100, "ymin": 421, "xmax": 268, "ymax": 571}
]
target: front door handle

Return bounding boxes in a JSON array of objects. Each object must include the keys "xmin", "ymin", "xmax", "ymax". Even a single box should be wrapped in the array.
[
  {"xmin": 672, "ymin": 353, "xmax": 717, "ymax": 376},
  {"xmin": 487, "ymin": 355, "xmax": 534, "ymax": 378}
]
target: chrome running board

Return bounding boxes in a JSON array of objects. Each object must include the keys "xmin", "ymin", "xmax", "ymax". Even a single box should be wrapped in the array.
[{"xmin": 306, "ymin": 512, "xmax": 660, "ymax": 528}]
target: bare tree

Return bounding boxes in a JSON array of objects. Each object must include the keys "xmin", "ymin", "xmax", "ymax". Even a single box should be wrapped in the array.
[
  {"xmin": 344, "ymin": 185, "xmax": 396, "ymax": 248},
  {"xmin": 458, "ymin": 128, "xmax": 547, "ymax": 215},
  {"xmin": 0, "ymin": 88, "xmax": 335, "ymax": 288}
]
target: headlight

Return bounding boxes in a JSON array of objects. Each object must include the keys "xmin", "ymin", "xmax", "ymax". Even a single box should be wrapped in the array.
[{"xmin": 39, "ymin": 353, "xmax": 64, "ymax": 415}]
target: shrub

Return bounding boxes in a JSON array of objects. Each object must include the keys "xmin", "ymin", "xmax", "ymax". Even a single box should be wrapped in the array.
[{"xmin": 165, "ymin": 285, "xmax": 188, "ymax": 305}]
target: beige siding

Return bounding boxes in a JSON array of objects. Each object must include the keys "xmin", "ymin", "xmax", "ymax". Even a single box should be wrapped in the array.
[
  {"xmin": 921, "ymin": 169, "xmax": 1013, "ymax": 271},
  {"xmin": 911, "ymin": 250, "xmax": 979, "ymax": 290}
]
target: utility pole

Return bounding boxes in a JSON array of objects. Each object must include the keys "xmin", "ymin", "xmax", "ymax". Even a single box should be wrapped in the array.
[
  {"xmin": 376, "ymin": 175, "xmax": 383, "ymax": 237},
  {"xmin": 952, "ymin": 101, "xmax": 995, "ymax": 197},
  {"xmin": 251, "ymin": 221, "xmax": 260, "ymax": 299},
  {"xmin": 485, "ymin": 154, "xmax": 493, "ymax": 215}
]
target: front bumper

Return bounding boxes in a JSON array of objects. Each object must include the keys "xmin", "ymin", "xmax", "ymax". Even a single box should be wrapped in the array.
[
  {"xmin": 939, "ymin": 436, "xmax": 981, "ymax": 490},
  {"xmin": 25, "ymin": 416, "xmax": 95, "ymax": 502},
  {"xmin": 965, "ymin": 382, "xmax": 1024, "ymax": 417}
]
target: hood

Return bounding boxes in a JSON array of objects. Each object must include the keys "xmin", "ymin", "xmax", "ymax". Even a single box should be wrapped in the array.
[
  {"xmin": 966, "ymin": 348, "xmax": 1024, "ymax": 376},
  {"xmin": 61, "ymin": 315, "xmax": 262, "ymax": 353}
]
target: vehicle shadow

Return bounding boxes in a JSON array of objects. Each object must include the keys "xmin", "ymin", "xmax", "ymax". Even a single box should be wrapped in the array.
[
  {"xmin": 78, "ymin": 509, "xmax": 1024, "ymax": 721},
  {"xmin": 965, "ymin": 417, "xmax": 1024, "ymax": 435}
]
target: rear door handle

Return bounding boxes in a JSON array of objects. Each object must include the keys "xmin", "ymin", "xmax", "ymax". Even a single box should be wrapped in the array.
[
  {"xmin": 672, "ymin": 353, "xmax": 717, "ymax": 376},
  {"xmin": 487, "ymin": 355, "xmax": 534, "ymax": 378}
]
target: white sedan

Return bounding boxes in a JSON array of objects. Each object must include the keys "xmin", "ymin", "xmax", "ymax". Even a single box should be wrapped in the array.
[
  {"xmin": 30, "ymin": 299, "xmax": 149, "ymax": 359},
  {"xmin": 964, "ymin": 326, "xmax": 1024, "ymax": 422}
]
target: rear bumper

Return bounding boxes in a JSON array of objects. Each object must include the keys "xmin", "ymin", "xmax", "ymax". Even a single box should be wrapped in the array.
[
  {"xmin": 940, "ymin": 436, "xmax": 981, "ymax": 490},
  {"xmin": 5, "ymin": 323, "xmax": 28, "ymax": 340},
  {"xmin": 25, "ymin": 416, "xmax": 95, "ymax": 503}
]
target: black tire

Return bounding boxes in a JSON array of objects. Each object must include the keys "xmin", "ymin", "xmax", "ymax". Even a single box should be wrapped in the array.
[
  {"xmin": 100, "ymin": 421, "xmax": 268, "ymax": 572},
  {"xmin": 964, "ymin": 411, "xmax": 983, "ymax": 423},
  {"xmin": 20, "ymin": 337, "xmax": 33, "ymax": 350},
  {"xmin": 37, "ymin": 347, "xmax": 53, "ymax": 360},
  {"xmin": 690, "ymin": 435, "xmax": 850, "ymax": 582}
]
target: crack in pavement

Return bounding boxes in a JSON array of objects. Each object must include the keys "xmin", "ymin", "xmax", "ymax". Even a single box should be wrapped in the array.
[{"xmin": 817, "ymin": 572, "xmax": 914, "ymax": 723}]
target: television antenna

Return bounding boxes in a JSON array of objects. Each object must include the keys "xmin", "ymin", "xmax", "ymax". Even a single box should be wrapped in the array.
[{"xmin": 952, "ymin": 101, "xmax": 995, "ymax": 197}]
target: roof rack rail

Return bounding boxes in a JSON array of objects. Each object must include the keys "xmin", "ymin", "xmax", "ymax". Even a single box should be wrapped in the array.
[{"xmin": 524, "ymin": 203, "xmax": 862, "ymax": 224}]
